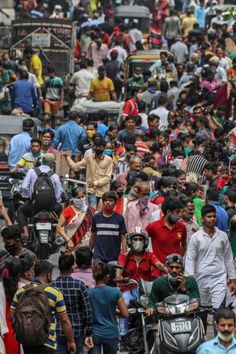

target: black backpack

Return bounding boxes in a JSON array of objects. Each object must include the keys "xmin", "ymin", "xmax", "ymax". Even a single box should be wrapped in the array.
[{"xmin": 32, "ymin": 167, "xmax": 56, "ymax": 211}]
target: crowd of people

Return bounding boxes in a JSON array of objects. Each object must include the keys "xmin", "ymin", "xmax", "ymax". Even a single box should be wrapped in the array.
[{"xmin": 1, "ymin": 0, "xmax": 236, "ymax": 353}]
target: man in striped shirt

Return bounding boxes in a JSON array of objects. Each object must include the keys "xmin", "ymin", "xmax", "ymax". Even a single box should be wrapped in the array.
[{"xmin": 89, "ymin": 191, "xmax": 127, "ymax": 263}]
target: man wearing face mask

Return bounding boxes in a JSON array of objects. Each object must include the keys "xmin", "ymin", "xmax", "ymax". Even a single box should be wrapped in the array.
[
  {"xmin": 80, "ymin": 121, "xmax": 98, "ymax": 156},
  {"xmin": 146, "ymin": 254, "xmax": 199, "ymax": 316},
  {"xmin": 88, "ymin": 65, "xmax": 117, "ymax": 102},
  {"xmin": 125, "ymin": 181, "xmax": 160, "ymax": 233},
  {"xmin": 126, "ymin": 66, "xmax": 144, "ymax": 99},
  {"xmin": 197, "ymin": 309, "xmax": 236, "ymax": 354},
  {"xmin": 146, "ymin": 197, "xmax": 187, "ymax": 277},
  {"xmin": 65, "ymin": 138, "xmax": 113, "ymax": 209},
  {"xmin": 41, "ymin": 129, "xmax": 57, "ymax": 155},
  {"xmin": 1, "ymin": 225, "xmax": 37, "ymax": 261},
  {"xmin": 11, "ymin": 138, "xmax": 43, "ymax": 173},
  {"xmin": 116, "ymin": 228, "xmax": 165, "ymax": 351}
]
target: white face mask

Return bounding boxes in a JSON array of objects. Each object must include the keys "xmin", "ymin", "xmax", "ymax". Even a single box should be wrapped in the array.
[
  {"xmin": 72, "ymin": 197, "xmax": 87, "ymax": 211},
  {"xmin": 218, "ymin": 331, "xmax": 235, "ymax": 342},
  {"xmin": 132, "ymin": 241, "xmax": 144, "ymax": 252}
]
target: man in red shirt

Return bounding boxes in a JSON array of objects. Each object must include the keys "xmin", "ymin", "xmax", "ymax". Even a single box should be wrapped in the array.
[
  {"xmin": 146, "ymin": 197, "xmax": 187, "ymax": 277},
  {"xmin": 122, "ymin": 87, "xmax": 139, "ymax": 117}
]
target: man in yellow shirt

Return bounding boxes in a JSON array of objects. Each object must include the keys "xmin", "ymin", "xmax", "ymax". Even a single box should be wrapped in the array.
[
  {"xmin": 181, "ymin": 8, "xmax": 197, "ymax": 39},
  {"xmin": 88, "ymin": 65, "xmax": 117, "ymax": 102},
  {"xmin": 24, "ymin": 46, "xmax": 44, "ymax": 85}
]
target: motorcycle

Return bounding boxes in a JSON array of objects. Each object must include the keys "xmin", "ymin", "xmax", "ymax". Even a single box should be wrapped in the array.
[
  {"xmin": 155, "ymin": 293, "xmax": 205, "ymax": 354},
  {"xmin": 8, "ymin": 171, "xmax": 25, "ymax": 222},
  {"xmin": 28, "ymin": 210, "xmax": 64, "ymax": 259}
]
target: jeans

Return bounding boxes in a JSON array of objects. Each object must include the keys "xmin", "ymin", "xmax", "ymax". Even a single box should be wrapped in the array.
[
  {"xmin": 56, "ymin": 336, "xmax": 85, "ymax": 354},
  {"xmin": 119, "ymin": 288, "xmax": 139, "ymax": 336},
  {"xmin": 89, "ymin": 336, "xmax": 118, "ymax": 354},
  {"xmin": 23, "ymin": 345, "xmax": 55, "ymax": 354}
]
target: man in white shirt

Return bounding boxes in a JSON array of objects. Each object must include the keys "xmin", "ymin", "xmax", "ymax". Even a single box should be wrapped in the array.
[
  {"xmin": 70, "ymin": 61, "xmax": 93, "ymax": 98},
  {"xmin": 185, "ymin": 204, "xmax": 236, "ymax": 332},
  {"xmin": 107, "ymin": 40, "xmax": 127, "ymax": 64},
  {"xmin": 149, "ymin": 94, "xmax": 169, "ymax": 130}
]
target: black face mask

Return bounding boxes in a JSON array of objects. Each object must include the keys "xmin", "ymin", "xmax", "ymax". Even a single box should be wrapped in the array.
[
  {"xmin": 94, "ymin": 148, "xmax": 103, "ymax": 155},
  {"xmin": 5, "ymin": 244, "xmax": 18, "ymax": 255},
  {"xmin": 98, "ymin": 73, "xmax": 105, "ymax": 80},
  {"xmin": 168, "ymin": 214, "xmax": 181, "ymax": 225},
  {"xmin": 117, "ymin": 191, "xmax": 124, "ymax": 198}
]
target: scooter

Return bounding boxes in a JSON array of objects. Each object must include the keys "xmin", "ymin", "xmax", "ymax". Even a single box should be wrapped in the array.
[{"xmin": 155, "ymin": 293, "xmax": 205, "ymax": 354}]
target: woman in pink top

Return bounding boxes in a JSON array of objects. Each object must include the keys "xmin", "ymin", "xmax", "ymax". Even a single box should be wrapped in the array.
[{"xmin": 71, "ymin": 246, "xmax": 95, "ymax": 288}]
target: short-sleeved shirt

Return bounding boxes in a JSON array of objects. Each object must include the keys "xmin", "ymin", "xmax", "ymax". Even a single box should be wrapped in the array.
[
  {"xmin": 44, "ymin": 76, "xmax": 63, "ymax": 100},
  {"xmin": 89, "ymin": 77, "xmax": 114, "ymax": 102},
  {"xmin": 92, "ymin": 211, "xmax": 127, "ymax": 262},
  {"xmin": 30, "ymin": 54, "xmax": 43, "ymax": 85},
  {"xmin": 146, "ymin": 217, "xmax": 187, "ymax": 265},
  {"xmin": 196, "ymin": 336, "xmax": 236, "ymax": 354},
  {"xmin": 11, "ymin": 282, "xmax": 66, "ymax": 350},
  {"xmin": 18, "ymin": 152, "xmax": 42, "ymax": 170},
  {"xmin": 88, "ymin": 285, "xmax": 122, "ymax": 339}
]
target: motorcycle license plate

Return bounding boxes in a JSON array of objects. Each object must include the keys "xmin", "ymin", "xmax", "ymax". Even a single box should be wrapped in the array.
[
  {"xmin": 36, "ymin": 222, "xmax": 51, "ymax": 230},
  {"xmin": 39, "ymin": 232, "xmax": 49, "ymax": 243},
  {"xmin": 171, "ymin": 321, "xmax": 191, "ymax": 333}
]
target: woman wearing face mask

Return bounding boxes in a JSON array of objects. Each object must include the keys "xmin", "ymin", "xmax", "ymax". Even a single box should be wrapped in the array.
[
  {"xmin": 56, "ymin": 187, "xmax": 95, "ymax": 251},
  {"xmin": 116, "ymin": 228, "xmax": 166, "ymax": 351}
]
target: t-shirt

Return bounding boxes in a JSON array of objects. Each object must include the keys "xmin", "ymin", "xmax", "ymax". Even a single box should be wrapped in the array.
[
  {"xmin": 45, "ymin": 76, "xmax": 63, "ymax": 100},
  {"xmin": 11, "ymin": 282, "xmax": 66, "ymax": 350},
  {"xmin": 92, "ymin": 211, "xmax": 127, "ymax": 262},
  {"xmin": 146, "ymin": 217, "xmax": 187, "ymax": 270},
  {"xmin": 89, "ymin": 77, "xmax": 114, "ymax": 102},
  {"xmin": 30, "ymin": 54, "xmax": 43, "ymax": 85},
  {"xmin": 70, "ymin": 69, "xmax": 93, "ymax": 97},
  {"xmin": 89, "ymin": 285, "xmax": 122, "ymax": 338}
]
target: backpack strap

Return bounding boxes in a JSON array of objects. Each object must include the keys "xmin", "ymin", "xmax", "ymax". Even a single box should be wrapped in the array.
[
  {"xmin": 34, "ymin": 167, "xmax": 42, "ymax": 177},
  {"xmin": 46, "ymin": 170, "xmax": 55, "ymax": 178}
]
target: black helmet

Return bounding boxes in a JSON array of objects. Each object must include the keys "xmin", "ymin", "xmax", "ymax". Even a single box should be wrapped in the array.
[
  {"xmin": 23, "ymin": 118, "xmax": 34, "ymax": 130},
  {"xmin": 166, "ymin": 253, "xmax": 183, "ymax": 265},
  {"xmin": 127, "ymin": 227, "xmax": 149, "ymax": 248}
]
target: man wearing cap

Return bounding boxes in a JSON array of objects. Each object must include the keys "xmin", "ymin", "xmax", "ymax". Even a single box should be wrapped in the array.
[
  {"xmin": 88, "ymin": 65, "xmax": 117, "ymax": 102},
  {"xmin": 146, "ymin": 253, "xmax": 200, "ymax": 316},
  {"xmin": 17, "ymin": 153, "xmax": 63, "ymax": 238}
]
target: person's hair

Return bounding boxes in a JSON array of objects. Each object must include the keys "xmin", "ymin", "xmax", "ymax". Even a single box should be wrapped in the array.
[
  {"xmin": 125, "ymin": 144, "xmax": 137, "ymax": 153},
  {"xmin": 42, "ymin": 129, "xmax": 55, "ymax": 140},
  {"xmin": 160, "ymin": 51, "xmax": 168, "ymax": 58},
  {"xmin": 158, "ymin": 94, "xmax": 168, "ymax": 106},
  {"xmin": 201, "ymin": 204, "xmax": 216, "ymax": 217},
  {"xmin": 138, "ymin": 100, "xmax": 146, "ymax": 112},
  {"xmin": 110, "ymin": 50, "xmax": 118, "ymax": 60},
  {"xmin": 69, "ymin": 111, "xmax": 80, "ymax": 121},
  {"xmin": 19, "ymin": 70, "xmax": 29, "ymax": 80},
  {"xmin": 19, "ymin": 254, "xmax": 34, "ymax": 277},
  {"xmin": 75, "ymin": 246, "xmax": 93, "ymax": 269},
  {"xmin": 93, "ymin": 137, "xmax": 106, "ymax": 147},
  {"xmin": 92, "ymin": 261, "xmax": 110, "ymax": 281},
  {"xmin": 71, "ymin": 186, "xmax": 86, "ymax": 198},
  {"xmin": 151, "ymin": 142, "xmax": 163, "ymax": 153},
  {"xmin": 2, "ymin": 257, "xmax": 21, "ymax": 302},
  {"xmin": 58, "ymin": 251, "xmax": 75, "ymax": 272},
  {"xmin": 148, "ymin": 114, "xmax": 160, "ymax": 123},
  {"xmin": 110, "ymin": 180, "xmax": 124, "ymax": 191},
  {"xmin": 230, "ymin": 158, "xmax": 236, "ymax": 167},
  {"xmin": 205, "ymin": 162, "xmax": 218, "ymax": 175},
  {"xmin": 31, "ymin": 138, "xmax": 42, "ymax": 146},
  {"xmin": 1, "ymin": 225, "xmax": 21, "ymax": 241},
  {"xmin": 206, "ymin": 188, "xmax": 219, "ymax": 202},
  {"xmin": 86, "ymin": 120, "xmax": 97, "ymax": 129},
  {"xmin": 23, "ymin": 118, "xmax": 34, "ymax": 131},
  {"xmin": 161, "ymin": 197, "xmax": 183, "ymax": 214},
  {"xmin": 130, "ymin": 87, "xmax": 139, "ymax": 97},
  {"xmin": 24, "ymin": 46, "xmax": 34, "ymax": 55},
  {"xmin": 215, "ymin": 308, "xmax": 236, "ymax": 324},
  {"xmin": 179, "ymin": 195, "xmax": 193, "ymax": 206},
  {"xmin": 102, "ymin": 191, "xmax": 117, "ymax": 202},
  {"xmin": 185, "ymin": 182, "xmax": 200, "ymax": 196},
  {"xmin": 34, "ymin": 260, "xmax": 53, "ymax": 277},
  {"xmin": 125, "ymin": 115, "xmax": 136, "ymax": 123},
  {"xmin": 47, "ymin": 66, "xmax": 55, "ymax": 74},
  {"xmin": 225, "ymin": 188, "xmax": 236, "ymax": 203},
  {"xmin": 175, "ymin": 169, "xmax": 186, "ymax": 178},
  {"xmin": 98, "ymin": 110, "xmax": 108, "ymax": 122}
]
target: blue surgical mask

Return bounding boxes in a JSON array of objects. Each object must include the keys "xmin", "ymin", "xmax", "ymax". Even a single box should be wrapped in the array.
[
  {"xmin": 32, "ymin": 152, "xmax": 41, "ymax": 157},
  {"xmin": 72, "ymin": 197, "xmax": 87, "ymax": 211},
  {"xmin": 104, "ymin": 149, "xmax": 113, "ymax": 157}
]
